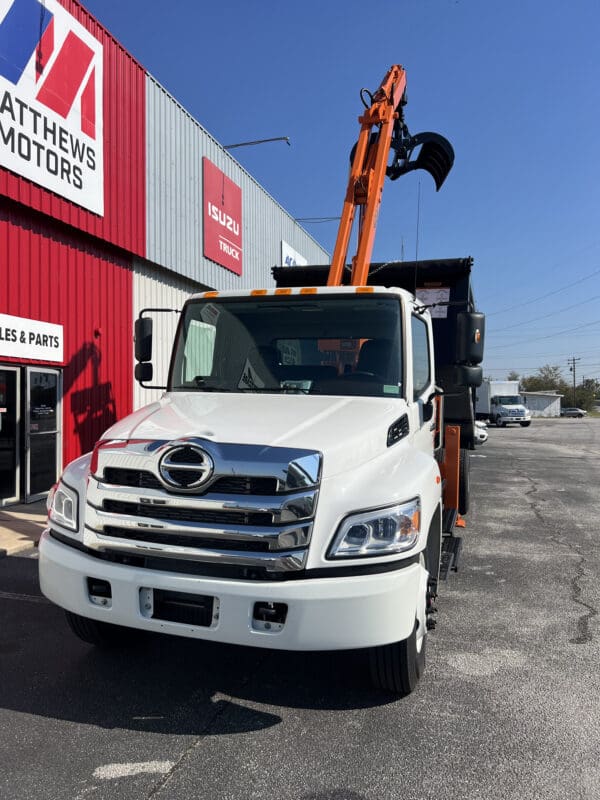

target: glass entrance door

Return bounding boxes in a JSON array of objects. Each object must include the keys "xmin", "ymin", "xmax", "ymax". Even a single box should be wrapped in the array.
[
  {"xmin": 25, "ymin": 367, "xmax": 61, "ymax": 502},
  {"xmin": 0, "ymin": 367, "xmax": 20, "ymax": 506}
]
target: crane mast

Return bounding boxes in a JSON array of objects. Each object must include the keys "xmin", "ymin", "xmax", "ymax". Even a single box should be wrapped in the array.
[{"xmin": 327, "ymin": 65, "xmax": 454, "ymax": 288}]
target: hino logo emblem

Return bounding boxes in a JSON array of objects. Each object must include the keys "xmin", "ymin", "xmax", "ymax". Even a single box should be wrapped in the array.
[{"xmin": 158, "ymin": 444, "xmax": 214, "ymax": 491}]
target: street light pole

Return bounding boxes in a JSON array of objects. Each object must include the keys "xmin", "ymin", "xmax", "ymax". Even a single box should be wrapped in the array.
[{"xmin": 224, "ymin": 137, "xmax": 291, "ymax": 150}]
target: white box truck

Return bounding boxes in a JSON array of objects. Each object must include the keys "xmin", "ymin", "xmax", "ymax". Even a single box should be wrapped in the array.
[{"xmin": 476, "ymin": 379, "xmax": 531, "ymax": 427}]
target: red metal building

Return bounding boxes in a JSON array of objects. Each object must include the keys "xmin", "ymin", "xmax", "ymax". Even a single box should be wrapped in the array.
[{"xmin": 0, "ymin": 0, "xmax": 329, "ymax": 505}]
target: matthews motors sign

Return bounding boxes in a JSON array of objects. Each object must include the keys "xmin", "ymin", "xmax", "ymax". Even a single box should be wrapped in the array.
[{"xmin": 0, "ymin": 0, "xmax": 104, "ymax": 215}]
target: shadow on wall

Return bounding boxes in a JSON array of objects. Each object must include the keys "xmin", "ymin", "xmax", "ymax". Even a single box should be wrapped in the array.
[{"xmin": 64, "ymin": 342, "xmax": 117, "ymax": 454}]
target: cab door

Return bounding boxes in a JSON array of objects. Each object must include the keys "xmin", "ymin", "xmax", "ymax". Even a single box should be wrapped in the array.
[{"xmin": 410, "ymin": 313, "xmax": 436, "ymax": 455}]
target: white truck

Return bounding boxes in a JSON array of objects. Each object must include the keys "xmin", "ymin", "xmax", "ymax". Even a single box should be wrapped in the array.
[
  {"xmin": 38, "ymin": 66, "xmax": 485, "ymax": 695},
  {"xmin": 476, "ymin": 379, "xmax": 531, "ymax": 427}
]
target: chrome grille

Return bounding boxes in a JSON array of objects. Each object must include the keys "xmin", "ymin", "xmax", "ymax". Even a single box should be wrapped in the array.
[
  {"xmin": 102, "ymin": 467, "xmax": 279, "ymax": 495},
  {"xmin": 83, "ymin": 438, "xmax": 322, "ymax": 573},
  {"xmin": 103, "ymin": 499, "xmax": 273, "ymax": 527}
]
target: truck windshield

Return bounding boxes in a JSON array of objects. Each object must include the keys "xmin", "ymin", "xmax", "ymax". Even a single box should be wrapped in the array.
[
  {"xmin": 169, "ymin": 295, "xmax": 403, "ymax": 398},
  {"xmin": 497, "ymin": 396, "xmax": 521, "ymax": 405}
]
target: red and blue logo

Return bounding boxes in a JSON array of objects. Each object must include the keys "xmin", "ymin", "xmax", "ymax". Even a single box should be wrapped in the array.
[{"xmin": 0, "ymin": 0, "xmax": 104, "ymax": 213}]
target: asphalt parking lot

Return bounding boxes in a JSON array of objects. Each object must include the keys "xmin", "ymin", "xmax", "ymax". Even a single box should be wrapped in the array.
[{"xmin": 1, "ymin": 418, "xmax": 599, "ymax": 800}]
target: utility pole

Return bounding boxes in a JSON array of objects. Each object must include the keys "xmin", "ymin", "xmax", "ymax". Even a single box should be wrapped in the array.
[{"xmin": 567, "ymin": 356, "xmax": 581, "ymax": 406}]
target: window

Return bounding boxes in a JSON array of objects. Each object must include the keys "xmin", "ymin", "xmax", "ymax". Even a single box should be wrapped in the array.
[
  {"xmin": 170, "ymin": 295, "xmax": 403, "ymax": 398},
  {"xmin": 411, "ymin": 315, "xmax": 431, "ymax": 399}
]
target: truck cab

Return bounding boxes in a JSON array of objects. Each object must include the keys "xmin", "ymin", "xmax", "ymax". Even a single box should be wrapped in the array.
[{"xmin": 38, "ymin": 283, "xmax": 463, "ymax": 695}]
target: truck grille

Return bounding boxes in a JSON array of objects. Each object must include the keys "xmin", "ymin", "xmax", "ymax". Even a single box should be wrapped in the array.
[
  {"xmin": 102, "ymin": 526, "xmax": 272, "ymax": 552},
  {"xmin": 82, "ymin": 438, "xmax": 322, "ymax": 573},
  {"xmin": 102, "ymin": 467, "xmax": 278, "ymax": 495},
  {"xmin": 103, "ymin": 499, "xmax": 273, "ymax": 527}
]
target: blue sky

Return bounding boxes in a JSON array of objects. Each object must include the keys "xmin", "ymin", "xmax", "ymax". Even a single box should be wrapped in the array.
[{"xmin": 84, "ymin": 0, "xmax": 600, "ymax": 383}]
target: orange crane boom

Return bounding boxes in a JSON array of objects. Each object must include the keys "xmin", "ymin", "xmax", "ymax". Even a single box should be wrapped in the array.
[{"xmin": 327, "ymin": 65, "xmax": 454, "ymax": 288}]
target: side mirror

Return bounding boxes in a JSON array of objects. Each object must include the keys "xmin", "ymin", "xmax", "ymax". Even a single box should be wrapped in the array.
[
  {"xmin": 134, "ymin": 317, "xmax": 153, "ymax": 363},
  {"xmin": 456, "ymin": 312, "xmax": 485, "ymax": 365},
  {"xmin": 423, "ymin": 386, "xmax": 443, "ymax": 422},
  {"xmin": 135, "ymin": 362, "xmax": 153, "ymax": 384},
  {"xmin": 455, "ymin": 365, "xmax": 483, "ymax": 387}
]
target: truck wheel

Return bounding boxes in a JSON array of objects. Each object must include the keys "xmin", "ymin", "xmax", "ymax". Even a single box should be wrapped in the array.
[
  {"xmin": 458, "ymin": 448, "xmax": 470, "ymax": 515},
  {"xmin": 520, "ymin": 421, "xmax": 531, "ymax": 427},
  {"xmin": 368, "ymin": 556, "xmax": 427, "ymax": 696},
  {"xmin": 495, "ymin": 417, "xmax": 504, "ymax": 428},
  {"xmin": 65, "ymin": 611, "xmax": 133, "ymax": 648}
]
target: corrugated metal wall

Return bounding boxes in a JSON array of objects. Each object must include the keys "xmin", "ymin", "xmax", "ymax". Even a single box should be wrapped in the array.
[
  {"xmin": 145, "ymin": 77, "xmax": 329, "ymax": 290},
  {"xmin": 0, "ymin": 0, "xmax": 146, "ymax": 257},
  {"xmin": 132, "ymin": 260, "xmax": 201, "ymax": 409},
  {"xmin": 0, "ymin": 202, "xmax": 133, "ymax": 466}
]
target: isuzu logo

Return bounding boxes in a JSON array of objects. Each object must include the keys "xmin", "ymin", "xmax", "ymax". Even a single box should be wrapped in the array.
[
  {"xmin": 203, "ymin": 157, "xmax": 243, "ymax": 276},
  {"xmin": 158, "ymin": 444, "xmax": 214, "ymax": 491}
]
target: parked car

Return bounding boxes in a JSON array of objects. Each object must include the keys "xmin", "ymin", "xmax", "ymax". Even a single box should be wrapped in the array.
[
  {"xmin": 560, "ymin": 407, "xmax": 587, "ymax": 418},
  {"xmin": 474, "ymin": 420, "xmax": 489, "ymax": 444}
]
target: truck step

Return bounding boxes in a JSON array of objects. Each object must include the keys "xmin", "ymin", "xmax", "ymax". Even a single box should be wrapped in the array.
[
  {"xmin": 439, "ymin": 534, "xmax": 462, "ymax": 580},
  {"xmin": 442, "ymin": 508, "xmax": 458, "ymax": 534}
]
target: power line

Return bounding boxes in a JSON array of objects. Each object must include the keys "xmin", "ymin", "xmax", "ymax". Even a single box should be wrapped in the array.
[
  {"xmin": 485, "ymin": 317, "xmax": 600, "ymax": 349},
  {"xmin": 484, "ymin": 266, "xmax": 600, "ymax": 317},
  {"xmin": 486, "ymin": 294, "xmax": 600, "ymax": 333}
]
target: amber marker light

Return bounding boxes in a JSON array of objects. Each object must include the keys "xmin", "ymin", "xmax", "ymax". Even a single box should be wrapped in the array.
[
  {"xmin": 204, "ymin": 291, "xmax": 219, "ymax": 298},
  {"xmin": 355, "ymin": 286, "xmax": 374, "ymax": 293},
  {"xmin": 300, "ymin": 287, "xmax": 318, "ymax": 294},
  {"xmin": 275, "ymin": 288, "xmax": 292, "ymax": 295},
  {"xmin": 251, "ymin": 289, "xmax": 268, "ymax": 296}
]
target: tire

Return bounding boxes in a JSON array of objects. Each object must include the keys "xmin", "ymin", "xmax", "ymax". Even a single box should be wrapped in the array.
[
  {"xmin": 65, "ymin": 611, "xmax": 134, "ymax": 648},
  {"xmin": 458, "ymin": 448, "xmax": 470, "ymax": 515},
  {"xmin": 495, "ymin": 417, "xmax": 504, "ymax": 428},
  {"xmin": 520, "ymin": 421, "xmax": 531, "ymax": 427},
  {"xmin": 368, "ymin": 556, "xmax": 427, "ymax": 696}
]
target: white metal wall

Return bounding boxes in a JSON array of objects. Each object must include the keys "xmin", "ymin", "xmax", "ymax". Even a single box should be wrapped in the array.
[
  {"xmin": 145, "ymin": 76, "xmax": 329, "ymax": 290},
  {"xmin": 133, "ymin": 259, "xmax": 202, "ymax": 409},
  {"xmin": 522, "ymin": 394, "xmax": 562, "ymax": 417}
]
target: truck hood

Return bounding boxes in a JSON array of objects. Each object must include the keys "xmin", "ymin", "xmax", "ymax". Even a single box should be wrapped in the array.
[{"xmin": 102, "ymin": 392, "xmax": 408, "ymax": 479}]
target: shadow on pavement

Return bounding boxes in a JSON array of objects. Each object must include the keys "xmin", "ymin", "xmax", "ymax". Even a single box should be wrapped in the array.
[{"xmin": 0, "ymin": 557, "xmax": 394, "ymax": 737}]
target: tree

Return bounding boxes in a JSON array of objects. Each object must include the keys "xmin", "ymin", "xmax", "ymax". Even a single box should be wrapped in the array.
[
  {"xmin": 575, "ymin": 378, "xmax": 600, "ymax": 412},
  {"xmin": 520, "ymin": 364, "xmax": 569, "ymax": 395},
  {"xmin": 507, "ymin": 370, "xmax": 520, "ymax": 381}
]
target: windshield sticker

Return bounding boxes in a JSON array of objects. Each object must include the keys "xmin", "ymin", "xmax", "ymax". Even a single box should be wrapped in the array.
[
  {"xmin": 238, "ymin": 359, "xmax": 265, "ymax": 390},
  {"xmin": 383, "ymin": 385, "xmax": 401, "ymax": 395},
  {"xmin": 200, "ymin": 303, "xmax": 221, "ymax": 326}
]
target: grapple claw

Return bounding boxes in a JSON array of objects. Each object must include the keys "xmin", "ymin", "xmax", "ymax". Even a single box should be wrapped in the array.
[{"xmin": 387, "ymin": 131, "xmax": 454, "ymax": 191}]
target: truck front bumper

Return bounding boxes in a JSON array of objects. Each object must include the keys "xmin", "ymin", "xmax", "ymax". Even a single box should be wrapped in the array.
[{"xmin": 39, "ymin": 531, "xmax": 423, "ymax": 651}]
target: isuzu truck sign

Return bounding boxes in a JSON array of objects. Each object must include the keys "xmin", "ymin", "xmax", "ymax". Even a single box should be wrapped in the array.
[
  {"xmin": 203, "ymin": 157, "xmax": 243, "ymax": 275},
  {"xmin": 0, "ymin": 0, "xmax": 104, "ymax": 215}
]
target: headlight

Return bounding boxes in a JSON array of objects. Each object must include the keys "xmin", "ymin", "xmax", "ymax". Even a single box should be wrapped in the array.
[
  {"xmin": 48, "ymin": 480, "xmax": 79, "ymax": 534},
  {"xmin": 328, "ymin": 498, "xmax": 420, "ymax": 558}
]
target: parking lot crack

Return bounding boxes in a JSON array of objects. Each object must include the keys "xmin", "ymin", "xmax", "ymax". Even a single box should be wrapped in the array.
[
  {"xmin": 521, "ymin": 472, "xmax": 596, "ymax": 645},
  {"xmin": 569, "ymin": 556, "xmax": 597, "ymax": 644},
  {"xmin": 143, "ymin": 653, "xmax": 269, "ymax": 800}
]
